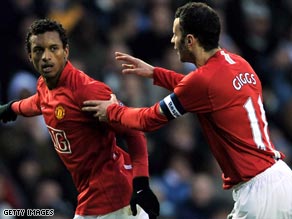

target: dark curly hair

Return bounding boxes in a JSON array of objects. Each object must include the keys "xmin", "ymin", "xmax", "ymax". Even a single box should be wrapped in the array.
[
  {"xmin": 175, "ymin": 2, "xmax": 221, "ymax": 51},
  {"xmin": 25, "ymin": 18, "xmax": 68, "ymax": 53}
]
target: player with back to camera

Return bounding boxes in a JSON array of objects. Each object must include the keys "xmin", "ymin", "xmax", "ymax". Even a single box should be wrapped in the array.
[
  {"xmin": 0, "ymin": 18, "xmax": 159, "ymax": 219},
  {"xmin": 82, "ymin": 2, "xmax": 292, "ymax": 219}
]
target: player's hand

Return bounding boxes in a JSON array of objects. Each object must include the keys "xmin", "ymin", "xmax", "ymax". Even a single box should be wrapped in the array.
[
  {"xmin": 0, "ymin": 101, "xmax": 17, "ymax": 123},
  {"xmin": 82, "ymin": 94, "xmax": 118, "ymax": 122},
  {"xmin": 115, "ymin": 52, "xmax": 154, "ymax": 78},
  {"xmin": 130, "ymin": 177, "xmax": 160, "ymax": 219}
]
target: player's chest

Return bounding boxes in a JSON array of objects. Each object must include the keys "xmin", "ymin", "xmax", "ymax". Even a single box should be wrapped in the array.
[{"xmin": 39, "ymin": 88, "xmax": 82, "ymax": 128}]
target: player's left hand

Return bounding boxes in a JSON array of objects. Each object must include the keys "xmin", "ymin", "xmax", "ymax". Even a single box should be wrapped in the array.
[
  {"xmin": 82, "ymin": 94, "xmax": 118, "ymax": 122},
  {"xmin": 0, "ymin": 101, "xmax": 17, "ymax": 123},
  {"xmin": 130, "ymin": 177, "xmax": 160, "ymax": 219}
]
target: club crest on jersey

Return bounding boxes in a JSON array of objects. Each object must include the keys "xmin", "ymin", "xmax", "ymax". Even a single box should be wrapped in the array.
[{"xmin": 55, "ymin": 105, "xmax": 65, "ymax": 120}]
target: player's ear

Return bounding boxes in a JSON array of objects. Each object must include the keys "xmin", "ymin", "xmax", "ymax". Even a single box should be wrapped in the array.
[
  {"xmin": 185, "ymin": 34, "xmax": 194, "ymax": 49},
  {"xmin": 186, "ymin": 34, "xmax": 194, "ymax": 45},
  {"xmin": 187, "ymin": 36, "xmax": 191, "ymax": 44},
  {"xmin": 28, "ymin": 53, "xmax": 32, "ymax": 62},
  {"xmin": 64, "ymin": 45, "xmax": 69, "ymax": 60}
]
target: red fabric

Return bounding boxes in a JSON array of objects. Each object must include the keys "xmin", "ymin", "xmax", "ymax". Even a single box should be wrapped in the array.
[
  {"xmin": 153, "ymin": 67, "xmax": 184, "ymax": 90},
  {"xmin": 107, "ymin": 50, "xmax": 285, "ymax": 189},
  {"xmin": 170, "ymin": 50, "xmax": 284, "ymax": 188},
  {"xmin": 107, "ymin": 103, "xmax": 168, "ymax": 132},
  {"xmin": 12, "ymin": 61, "xmax": 149, "ymax": 215}
]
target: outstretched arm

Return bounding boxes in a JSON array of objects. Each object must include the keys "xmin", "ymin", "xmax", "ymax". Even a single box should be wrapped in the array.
[
  {"xmin": 11, "ymin": 94, "xmax": 42, "ymax": 116},
  {"xmin": 82, "ymin": 94, "xmax": 168, "ymax": 131},
  {"xmin": 0, "ymin": 94, "xmax": 42, "ymax": 123},
  {"xmin": 82, "ymin": 93, "xmax": 186, "ymax": 132}
]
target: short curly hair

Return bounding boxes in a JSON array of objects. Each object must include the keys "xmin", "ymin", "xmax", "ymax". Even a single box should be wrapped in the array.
[{"xmin": 25, "ymin": 18, "xmax": 68, "ymax": 53}]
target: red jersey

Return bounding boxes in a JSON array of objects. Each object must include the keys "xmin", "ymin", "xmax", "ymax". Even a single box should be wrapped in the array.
[
  {"xmin": 107, "ymin": 50, "xmax": 284, "ymax": 189},
  {"xmin": 11, "ymin": 61, "xmax": 149, "ymax": 215}
]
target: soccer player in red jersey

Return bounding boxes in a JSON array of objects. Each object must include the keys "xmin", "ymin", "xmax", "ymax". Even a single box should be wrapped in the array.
[
  {"xmin": 0, "ymin": 19, "xmax": 159, "ymax": 219},
  {"xmin": 82, "ymin": 2, "xmax": 292, "ymax": 219}
]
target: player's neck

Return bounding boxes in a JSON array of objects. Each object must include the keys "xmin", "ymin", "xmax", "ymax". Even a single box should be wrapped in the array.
[
  {"xmin": 196, "ymin": 47, "xmax": 221, "ymax": 67},
  {"xmin": 44, "ymin": 73, "xmax": 62, "ymax": 90}
]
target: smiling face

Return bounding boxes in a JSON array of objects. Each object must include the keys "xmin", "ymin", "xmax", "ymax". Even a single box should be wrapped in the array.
[{"xmin": 28, "ymin": 31, "xmax": 69, "ymax": 89}]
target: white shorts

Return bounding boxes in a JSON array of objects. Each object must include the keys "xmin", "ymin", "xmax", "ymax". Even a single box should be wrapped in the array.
[
  {"xmin": 73, "ymin": 205, "xmax": 149, "ymax": 219},
  {"xmin": 227, "ymin": 160, "xmax": 292, "ymax": 219}
]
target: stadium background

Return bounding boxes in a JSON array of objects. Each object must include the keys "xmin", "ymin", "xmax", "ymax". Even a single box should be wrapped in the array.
[{"xmin": 0, "ymin": 0, "xmax": 292, "ymax": 218}]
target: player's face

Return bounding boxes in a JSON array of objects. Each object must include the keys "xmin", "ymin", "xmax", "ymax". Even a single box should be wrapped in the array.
[
  {"xmin": 171, "ymin": 18, "xmax": 194, "ymax": 63},
  {"xmin": 29, "ymin": 31, "xmax": 68, "ymax": 87}
]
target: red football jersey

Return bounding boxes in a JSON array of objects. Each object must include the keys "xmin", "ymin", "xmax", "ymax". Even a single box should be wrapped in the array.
[
  {"xmin": 12, "ymin": 61, "xmax": 149, "ymax": 215},
  {"xmin": 107, "ymin": 50, "xmax": 284, "ymax": 189}
]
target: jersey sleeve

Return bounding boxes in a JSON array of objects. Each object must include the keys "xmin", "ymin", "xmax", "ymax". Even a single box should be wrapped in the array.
[
  {"xmin": 75, "ymin": 80, "xmax": 150, "ymax": 177},
  {"xmin": 153, "ymin": 67, "xmax": 185, "ymax": 91},
  {"xmin": 74, "ymin": 81, "xmax": 113, "ymax": 106},
  {"xmin": 107, "ymin": 103, "xmax": 169, "ymax": 132},
  {"xmin": 110, "ymin": 123, "xmax": 149, "ymax": 177},
  {"xmin": 11, "ymin": 94, "xmax": 42, "ymax": 116},
  {"xmin": 106, "ymin": 69, "xmax": 213, "ymax": 131},
  {"xmin": 173, "ymin": 69, "xmax": 213, "ymax": 113}
]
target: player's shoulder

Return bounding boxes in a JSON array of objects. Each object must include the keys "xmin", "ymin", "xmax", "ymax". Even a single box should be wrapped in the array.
[
  {"xmin": 72, "ymin": 72, "xmax": 113, "ymax": 99},
  {"xmin": 67, "ymin": 66, "xmax": 110, "ymax": 90},
  {"xmin": 220, "ymin": 50, "xmax": 251, "ymax": 68}
]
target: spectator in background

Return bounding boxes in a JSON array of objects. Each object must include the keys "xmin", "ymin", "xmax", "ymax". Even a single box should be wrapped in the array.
[
  {"xmin": 225, "ymin": 0, "xmax": 279, "ymax": 86},
  {"xmin": 69, "ymin": 14, "xmax": 106, "ymax": 79},
  {"xmin": 268, "ymin": 23, "xmax": 292, "ymax": 107},
  {"xmin": 8, "ymin": 70, "xmax": 49, "ymax": 144},
  {"xmin": 176, "ymin": 173, "xmax": 231, "ymax": 219},
  {"xmin": 46, "ymin": 0, "xmax": 84, "ymax": 33},
  {"xmin": 0, "ymin": 168, "xmax": 24, "ymax": 213},
  {"xmin": 34, "ymin": 179, "xmax": 73, "ymax": 218},
  {"xmin": 127, "ymin": 0, "xmax": 173, "ymax": 64}
]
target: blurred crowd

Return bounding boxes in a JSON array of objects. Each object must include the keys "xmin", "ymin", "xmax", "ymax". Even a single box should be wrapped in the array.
[{"xmin": 1, "ymin": 0, "xmax": 292, "ymax": 219}]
